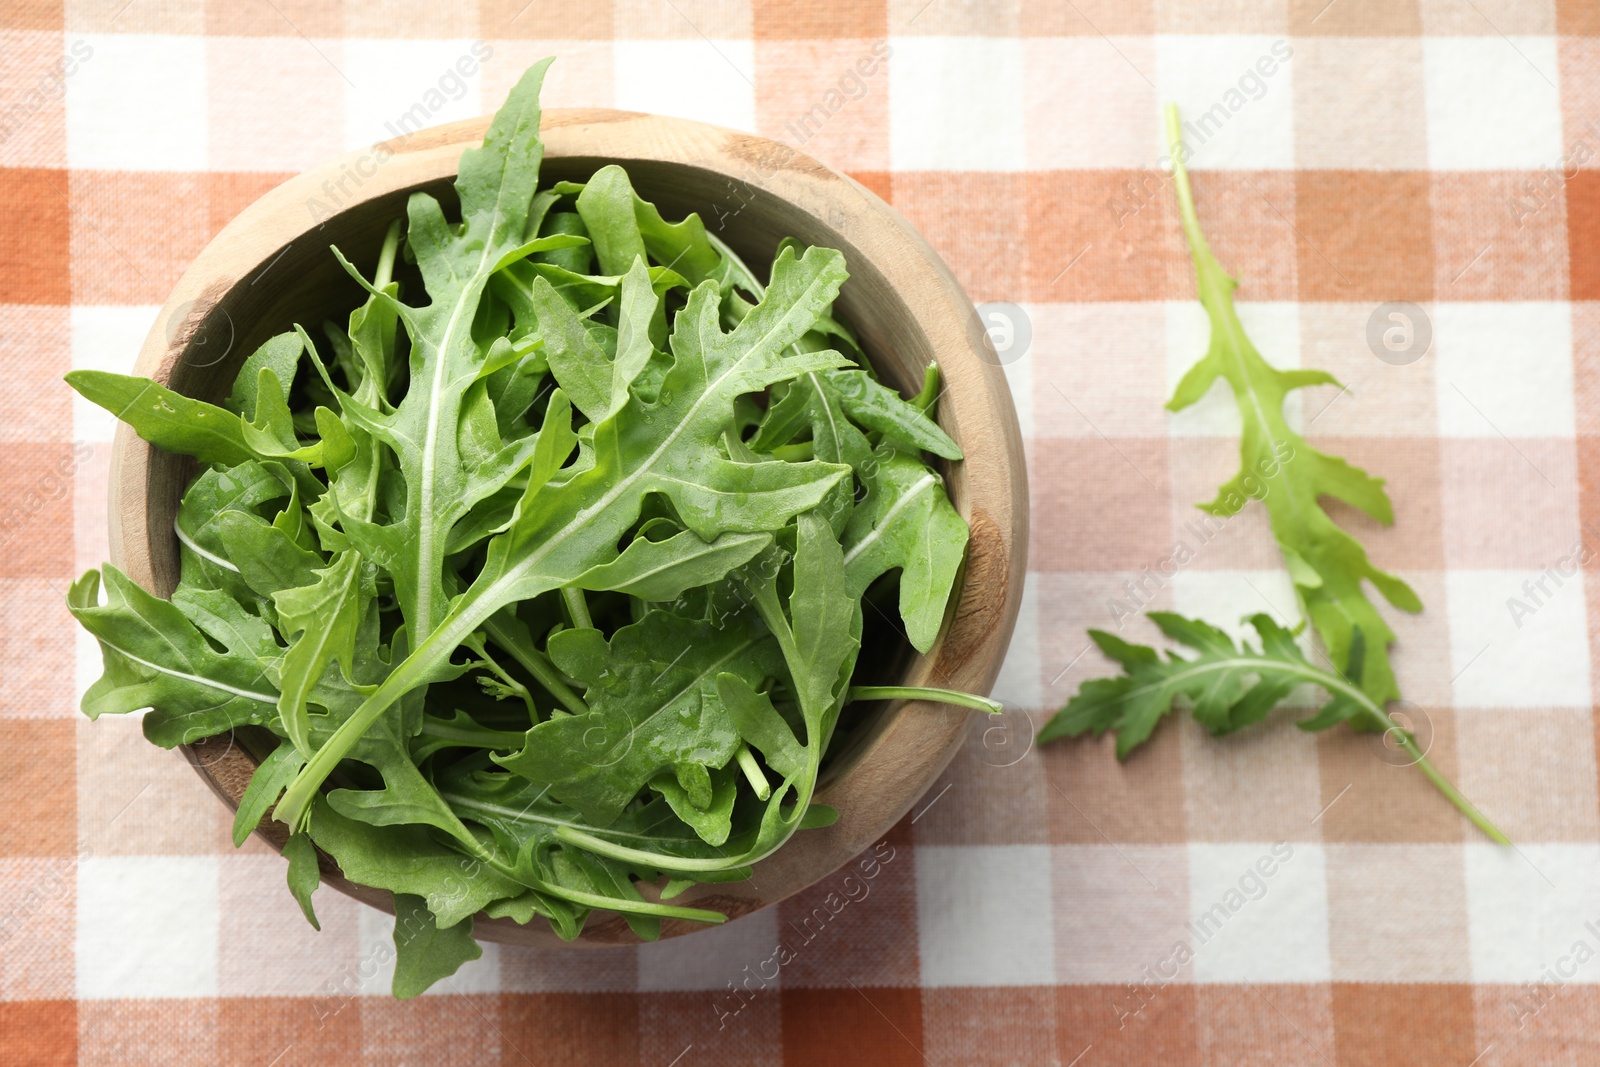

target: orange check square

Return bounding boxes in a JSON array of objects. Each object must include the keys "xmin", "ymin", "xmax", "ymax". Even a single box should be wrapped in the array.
[
  {"xmin": 1332, "ymin": 984, "xmax": 1478, "ymax": 1067},
  {"xmin": 0, "ymin": 1001, "xmax": 75, "ymax": 1065},
  {"xmin": 0, "ymin": 168, "xmax": 70, "ymax": 304},
  {"xmin": 783, "ymin": 987, "xmax": 925, "ymax": 1067},
  {"xmin": 0, "ymin": 720, "xmax": 76, "ymax": 856},
  {"xmin": 1295, "ymin": 171, "xmax": 1434, "ymax": 302}
]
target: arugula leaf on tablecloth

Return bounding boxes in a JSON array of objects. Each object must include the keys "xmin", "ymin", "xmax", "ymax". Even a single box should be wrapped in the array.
[
  {"xmin": 1039, "ymin": 612, "xmax": 1507, "ymax": 843},
  {"xmin": 1041, "ymin": 105, "xmax": 1503, "ymax": 844},
  {"xmin": 1160, "ymin": 104, "xmax": 1420, "ymax": 703}
]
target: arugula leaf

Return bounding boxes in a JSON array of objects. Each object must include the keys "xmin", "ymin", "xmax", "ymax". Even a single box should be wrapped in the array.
[
  {"xmin": 651, "ymin": 764, "xmax": 739, "ymax": 847},
  {"xmin": 530, "ymin": 271, "xmax": 615, "ymax": 422},
  {"xmin": 284, "ymin": 831, "xmax": 322, "ymax": 930},
  {"xmin": 317, "ymin": 689, "xmax": 485, "ymax": 854},
  {"xmin": 1163, "ymin": 105, "xmax": 1420, "ymax": 702},
  {"xmin": 1039, "ymin": 613, "xmax": 1507, "ymax": 843},
  {"xmin": 66, "ymin": 369, "xmax": 282, "ymax": 470},
  {"xmin": 1041, "ymin": 613, "xmax": 1298, "ymax": 755},
  {"xmin": 327, "ymin": 59, "xmax": 571, "ymax": 643},
  {"xmin": 68, "ymin": 339, "xmax": 335, "ymax": 496},
  {"xmin": 842, "ymin": 443, "xmax": 969, "ymax": 652},
  {"xmin": 308, "ymin": 798, "xmax": 522, "ymax": 928},
  {"xmin": 216, "ymin": 508, "xmax": 324, "ymax": 611},
  {"xmin": 827, "ymin": 370, "xmax": 961, "ymax": 459},
  {"xmin": 272, "ymin": 550, "xmax": 367, "ymax": 755},
  {"xmin": 173, "ymin": 461, "xmax": 296, "ymax": 599},
  {"xmin": 390, "ymin": 893, "xmax": 481, "ymax": 999},
  {"xmin": 753, "ymin": 369, "xmax": 960, "ymax": 465},
  {"xmin": 68, "ymin": 567, "xmax": 282, "ymax": 747},
  {"xmin": 493, "ymin": 610, "xmax": 784, "ymax": 827},
  {"xmin": 778, "ymin": 510, "xmax": 863, "ymax": 750},
  {"xmin": 574, "ymin": 165, "xmax": 726, "ymax": 288},
  {"xmin": 571, "ymin": 528, "xmax": 772, "ymax": 602},
  {"xmin": 233, "ymin": 741, "xmax": 305, "ymax": 847},
  {"xmin": 228, "ymin": 332, "xmax": 302, "ymax": 420},
  {"xmin": 306, "ymin": 221, "xmax": 404, "ymax": 544},
  {"xmin": 717, "ymin": 672, "xmax": 803, "ymax": 779}
]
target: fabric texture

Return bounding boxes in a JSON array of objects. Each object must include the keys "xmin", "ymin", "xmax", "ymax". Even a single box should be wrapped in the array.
[{"xmin": 3, "ymin": 0, "xmax": 1598, "ymax": 1063}]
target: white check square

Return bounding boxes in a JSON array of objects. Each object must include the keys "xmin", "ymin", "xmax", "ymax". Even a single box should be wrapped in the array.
[
  {"xmin": 1445, "ymin": 570, "xmax": 1592, "ymax": 709},
  {"xmin": 1187, "ymin": 842, "xmax": 1329, "ymax": 983},
  {"xmin": 66, "ymin": 35, "xmax": 206, "ymax": 171},
  {"xmin": 1024, "ymin": 37, "xmax": 1158, "ymax": 169},
  {"xmin": 1424, "ymin": 37, "xmax": 1562, "ymax": 170},
  {"xmin": 1465, "ymin": 843, "xmax": 1600, "ymax": 983},
  {"xmin": 1434, "ymin": 302, "xmax": 1573, "ymax": 438},
  {"xmin": 889, "ymin": 37, "xmax": 1025, "ymax": 172},
  {"xmin": 917, "ymin": 844, "xmax": 1055, "ymax": 986},
  {"xmin": 78, "ymin": 856, "xmax": 218, "ymax": 999},
  {"xmin": 615, "ymin": 40, "xmax": 756, "ymax": 133}
]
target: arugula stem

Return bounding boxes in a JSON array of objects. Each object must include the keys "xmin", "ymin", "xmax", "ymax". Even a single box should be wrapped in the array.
[
  {"xmin": 481, "ymin": 614, "xmax": 587, "ymax": 717},
  {"xmin": 420, "ymin": 719, "xmax": 526, "ymax": 751},
  {"xmin": 462, "ymin": 633, "xmax": 538, "ymax": 720},
  {"xmin": 734, "ymin": 743, "xmax": 771, "ymax": 801},
  {"xmin": 375, "ymin": 218, "xmax": 402, "ymax": 291},
  {"xmin": 1326, "ymin": 683, "xmax": 1510, "ymax": 846},
  {"xmin": 1164, "ymin": 105, "xmax": 1219, "ymax": 283},
  {"xmin": 1387, "ymin": 725, "xmax": 1508, "ymax": 844},
  {"xmin": 561, "ymin": 586, "xmax": 593, "ymax": 630},
  {"xmin": 912, "ymin": 364, "xmax": 940, "ymax": 412},
  {"xmin": 478, "ymin": 849, "xmax": 728, "ymax": 924},
  {"xmin": 847, "ymin": 685, "xmax": 1002, "ymax": 716}
]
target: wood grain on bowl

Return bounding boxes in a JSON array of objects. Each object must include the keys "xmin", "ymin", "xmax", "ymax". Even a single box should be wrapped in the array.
[{"xmin": 110, "ymin": 110, "xmax": 1029, "ymax": 947}]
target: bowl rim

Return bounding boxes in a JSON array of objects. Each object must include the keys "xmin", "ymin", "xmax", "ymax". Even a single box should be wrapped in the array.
[{"xmin": 108, "ymin": 107, "xmax": 1030, "ymax": 947}]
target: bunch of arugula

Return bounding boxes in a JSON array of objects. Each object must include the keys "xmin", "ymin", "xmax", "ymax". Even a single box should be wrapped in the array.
[
  {"xmin": 66, "ymin": 58, "xmax": 997, "ymax": 996},
  {"xmin": 1040, "ymin": 105, "xmax": 1507, "ymax": 844}
]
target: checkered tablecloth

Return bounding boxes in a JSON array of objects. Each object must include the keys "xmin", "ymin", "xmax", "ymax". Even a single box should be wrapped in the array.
[{"xmin": 5, "ymin": 0, "xmax": 1600, "ymax": 1063}]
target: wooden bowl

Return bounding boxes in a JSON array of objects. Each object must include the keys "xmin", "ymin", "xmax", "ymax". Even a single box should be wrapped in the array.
[{"xmin": 109, "ymin": 109, "xmax": 1029, "ymax": 946}]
